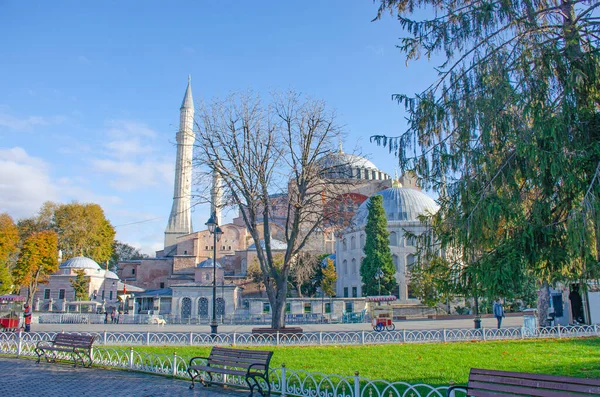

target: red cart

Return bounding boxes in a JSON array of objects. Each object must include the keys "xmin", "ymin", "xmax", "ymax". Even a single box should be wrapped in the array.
[
  {"xmin": 366, "ymin": 295, "xmax": 397, "ymax": 332},
  {"xmin": 0, "ymin": 295, "xmax": 25, "ymax": 332}
]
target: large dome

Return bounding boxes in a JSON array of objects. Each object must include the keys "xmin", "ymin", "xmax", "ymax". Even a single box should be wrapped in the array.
[
  {"xmin": 59, "ymin": 256, "xmax": 101, "ymax": 270},
  {"xmin": 352, "ymin": 187, "xmax": 439, "ymax": 226},
  {"xmin": 318, "ymin": 150, "xmax": 390, "ymax": 181}
]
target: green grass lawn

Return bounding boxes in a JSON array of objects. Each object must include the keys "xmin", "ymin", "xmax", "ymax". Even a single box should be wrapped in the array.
[{"xmin": 111, "ymin": 337, "xmax": 600, "ymax": 386}]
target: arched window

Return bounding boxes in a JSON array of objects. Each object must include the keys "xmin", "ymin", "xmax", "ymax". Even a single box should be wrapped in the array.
[
  {"xmin": 360, "ymin": 234, "xmax": 365, "ymax": 249},
  {"xmin": 392, "ymin": 254, "xmax": 399, "ymax": 272},
  {"xmin": 343, "ymin": 259, "xmax": 348, "ymax": 275},
  {"xmin": 406, "ymin": 254, "xmax": 416, "ymax": 271},
  {"xmin": 181, "ymin": 297, "xmax": 192, "ymax": 319},
  {"xmin": 216, "ymin": 297, "xmax": 225, "ymax": 316},
  {"xmin": 343, "ymin": 239, "xmax": 347, "ymax": 251},
  {"xmin": 350, "ymin": 236, "xmax": 356, "ymax": 250},
  {"xmin": 351, "ymin": 258, "xmax": 357, "ymax": 274},
  {"xmin": 198, "ymin": 297, "xmax": 208, "ymax": 317},
  {"xmin": 389, "ymin": 231, "xmax": 397, "ymax": 246}
]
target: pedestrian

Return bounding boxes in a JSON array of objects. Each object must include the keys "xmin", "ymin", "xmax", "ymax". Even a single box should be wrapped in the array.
[
  {"xmin": 23, "ymin": 304, "xmax": 32, "ymax": 333},
  {"xmin": 104, "ymin": 310, "xmax": 109, "ymax": 324},
  {"xmin": 493, "ymin": 298, "xmax": 505, "ymax": 329},
  {"xmin": 110, "ymin": 310, "xmax": 116, "ymax": 324}
]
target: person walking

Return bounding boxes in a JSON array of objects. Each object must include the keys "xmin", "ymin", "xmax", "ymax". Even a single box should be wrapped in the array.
[
  {"xmin": 110, "ymin": 310, "xmax": 116, "ymax": 324},
  {"xmin": 23, "ymin": 304, "xmax": 32, "ymax": 332},
  {"xmin": 493, "ymin": 299, "xmax": 505, "ymax": 329}
]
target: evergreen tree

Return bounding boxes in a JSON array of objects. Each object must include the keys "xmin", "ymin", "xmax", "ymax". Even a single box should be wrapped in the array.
[
  {"xmin": 360, "ymin": 195, "xmax": 397, "ymax": 296},
  {"xmin": 70, "ymin": 269, "xmax": 90, "ymax": 301},
  {"xmin": 373, "ymin": 0, "xmax": 600, "ymax": 323}
]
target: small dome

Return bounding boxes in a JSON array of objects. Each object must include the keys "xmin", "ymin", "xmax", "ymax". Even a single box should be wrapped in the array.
[
  {"xmin": 197, "ymin": 258, "xmax": 222, "ymax": 268},
  {"xmin": 352, "ymin": 187, "xmax": 439, "ymax": 226},
  {"xmin": 248, "ymin": 239, "xmax": 287, "ymax": 250},
  {"xmin": 104, "ymin": 270, "xmax": 119, "ymax": 280},
  {"xmin": 59, "ymin": 256, "xmax": 101, "ymax": 270}
]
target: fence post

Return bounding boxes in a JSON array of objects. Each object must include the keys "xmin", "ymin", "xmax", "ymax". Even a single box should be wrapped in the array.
[
  {"xmin": 442, "ymin": 328, "xmax": 447, "ymax": 343},
  {"xmin": 16, "ymin": 330, "xmax": 22, "ymax": 358},
  {"xmin": 557, "ymin": 325, "xmax": 562, "ymax": 339},
  {"xmin": 361, "ymin": 330, "xmax": 365, "ymax": 345},
  {"xmin": 103, "ymin": 330, "xmax": 107, "ymax": 345},
  {"xmin": 354, "ymin": 371, "xmax": 360, "ymax": 396},
  {"xmin": 233, "ymin": 332, "xmax": 236, "ymax": 346},
  {"xmin": 172, "ymin": 352, "xmax": 178, "ymax": 377},
  {"xmin": 276, "ymin": 331, "xmax": 280, "ymax": 346},
  {"xmin": 129, "ymin": 347, "xmax": 134, "ymax": 369},
  {"xmin": 146, "ymin": 331, "xmax": 150, "ymax": 346},
  {"xmin": 319, "ymin": 331, "xmax": 322, "ymax": 345},
  {"xmin": 189, "ymin": 332, "xmax": 193, "ymax": 346},
  {"xmin": 595, "ymin": 323, "xmax": 598, "ymax": 335},
  {"xmin": 482, "ymin": 328, "xmax": 486, "ymax": 341},
  {"xmin": 281, "ymin": 363, "xmax": 287, "ymax": 397}
]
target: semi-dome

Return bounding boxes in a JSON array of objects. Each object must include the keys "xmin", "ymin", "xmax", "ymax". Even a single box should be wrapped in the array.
[
  {"xmin": 318, "ymin": 149, "xmax": 390, "ymax": 181},
  {"xmin": 59, "ymin": 256, "xmax": 101, "ymax": 270},
  {"xmin": 352, "ymin": 187, "xmax": 439, "ymax": 227},
  {"xmin": 197, "ymin": 258, "xmax": 222, "ymax": 268},
  {"xmin": 104, "ymin": 270, "xmax": 119, "ymax": 280}
]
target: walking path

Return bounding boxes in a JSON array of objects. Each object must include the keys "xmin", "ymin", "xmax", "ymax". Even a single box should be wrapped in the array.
[
  {"xmin": 0, "ymin": 357, "xmax": 243, "ymax": 397},
  {"xmin": 32, "ymin": 316, "xmax": 523, "ymax": 333}
]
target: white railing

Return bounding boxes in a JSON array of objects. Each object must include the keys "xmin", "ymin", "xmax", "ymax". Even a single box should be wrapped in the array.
[
  {"xmin": 2, "ymin": 324, "xmax": 597, "ymax": 347},
  {"xmin": 0, "ymin": 339, "xmax": 461, "ymax": 397}
]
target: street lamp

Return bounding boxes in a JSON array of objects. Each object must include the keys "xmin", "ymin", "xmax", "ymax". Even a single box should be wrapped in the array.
[
  {"xmin": 375, "ymin": 269, "xmax": 384, "ymax": 296},
  {"xmin": 205, "ymin": 212, "xmax": 223, "ymax": 335}
]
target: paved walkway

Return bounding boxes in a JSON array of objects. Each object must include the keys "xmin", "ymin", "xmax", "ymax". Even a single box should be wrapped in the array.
[
  {"xmin": 0, "ymin": 357, "xmax": 244, "ymax": 397},
  {"xmin": 33, "ymin": 315, "xmax": 524, "ymax": 333}
]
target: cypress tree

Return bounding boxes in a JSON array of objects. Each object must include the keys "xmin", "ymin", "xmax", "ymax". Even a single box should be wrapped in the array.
[{"xmin": 360, "ymin": 195, "xmax": 397, "ymax": 296}]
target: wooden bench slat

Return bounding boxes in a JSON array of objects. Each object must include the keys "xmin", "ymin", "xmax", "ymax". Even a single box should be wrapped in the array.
[
  {"xmin": 470, "ymin": 374, "xmax": 600, "ymax": 394},
  {"xmin": 470, "ymin": 368, "xmax": 600, "ymax": 387},
  {"xmin": 469, "ymin": 380, "xmax": 594, "ymax": 397}
]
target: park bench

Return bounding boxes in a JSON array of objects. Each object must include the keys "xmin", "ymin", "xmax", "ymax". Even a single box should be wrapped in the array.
[
  {"xmin": 188, "ymin": 346, "xmax": 273, "ymax": 396},
  {"xmin": 447, "ymin": 368, "xmax": 600, "ymax": 396},
  {"xmin": 34, "ymin": 333, "xmax": 95, "ymax": 368}
]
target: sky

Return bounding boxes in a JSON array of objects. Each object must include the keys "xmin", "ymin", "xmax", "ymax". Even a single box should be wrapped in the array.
[{"xmin": 0, "ymin": 1, "xmax": 440, "ymax": 255}]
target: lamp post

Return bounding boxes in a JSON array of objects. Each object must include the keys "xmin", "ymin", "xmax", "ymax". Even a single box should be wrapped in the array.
[
  {"xmin": 375, "ymin": 269, "xmax": 384, "ymax": 295},
  {"xmin": 205, "ymin": 212, "xmax": 223, "ymax": 335}
]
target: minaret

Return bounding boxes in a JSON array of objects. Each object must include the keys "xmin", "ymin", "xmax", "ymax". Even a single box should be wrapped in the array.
[
  {"xmin": 164, "ymin": 76, "xmax": 195, "ymax": 248},
  {"xmin": 210, "ymin": 172, "xmax": 222, "ymax": 226}
]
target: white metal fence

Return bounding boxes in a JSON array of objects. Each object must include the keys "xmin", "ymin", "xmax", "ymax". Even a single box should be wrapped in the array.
[{"xmin": 1, "ymin": 325, "xmax": 598, "ymax": 397}]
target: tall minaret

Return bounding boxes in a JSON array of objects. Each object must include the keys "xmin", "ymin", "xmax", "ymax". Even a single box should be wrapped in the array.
[
  {"xmin": 164, "ymin": 76, "xmax": 195, "ymax": 248},
  {"xmin": 210, "ymin": 172, "xmax": 222, "ymax": 226}
]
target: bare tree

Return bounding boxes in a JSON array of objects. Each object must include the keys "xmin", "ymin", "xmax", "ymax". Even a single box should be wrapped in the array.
[{"xmin": 195, "ymin": 91, "xmax": 346, "ymax": 329}]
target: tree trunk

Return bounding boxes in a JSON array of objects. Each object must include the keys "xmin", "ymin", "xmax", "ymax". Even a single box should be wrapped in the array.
[
  {"xmin": 269, "ymin": 276, "xmax": 288, "ymax": 329},
  {"xmin": 537, "ymin": 282, "xmax": 551, "ymax": 327}
]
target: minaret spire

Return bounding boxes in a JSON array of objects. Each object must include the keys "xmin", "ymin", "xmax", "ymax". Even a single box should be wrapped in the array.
[{"xmin": 165, "ymin": 76, "xmax": 196, "ymax": 248}]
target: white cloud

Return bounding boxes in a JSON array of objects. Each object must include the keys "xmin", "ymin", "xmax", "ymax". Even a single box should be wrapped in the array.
[
  {"xmin": 0, "ymin": 113, "xmax": 66, "ymax": 131},
  {"xmin": 0, "ymin": 147, "xmax": 59, "ymax": 218},
  {"xmin": 0, "ymin": 147, "xmax": 122, "ymax": 220},
  {"xmin": 91, "ymin": 120, "xmax": 175, "ymax": 191},
  {"xmin": 92, "ymin": 158, "xmax": 172, "ymax": 191},
  {"xmin": 77, "ymin": 55, "xmax": 91, "ymax": 64}
]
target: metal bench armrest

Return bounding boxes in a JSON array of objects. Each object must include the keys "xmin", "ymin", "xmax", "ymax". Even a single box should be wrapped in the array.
[
  {"xmin": 188, "ymin": 356, "xmax": 209, "ymax": 366},
  {"xmin": 446, "ymin": 385, "xmax": 467, "ymax": 397},
  {"xmin": 247, "ymin": 362, "xmax": 268, "ymax": 373}
]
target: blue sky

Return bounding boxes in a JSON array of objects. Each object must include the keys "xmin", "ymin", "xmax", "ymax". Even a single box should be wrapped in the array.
[{"xmin": 0, "ymin": 1, "xmax": 438, "ymax": 254}]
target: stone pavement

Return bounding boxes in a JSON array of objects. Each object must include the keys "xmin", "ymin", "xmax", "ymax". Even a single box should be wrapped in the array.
[
  {"xmin": 0, "ymin": 357, "xmax": 245, "ymax": 397},
  {"xmin": 33, "ymin": 315, "xmax": 524, "ymax": 333}
]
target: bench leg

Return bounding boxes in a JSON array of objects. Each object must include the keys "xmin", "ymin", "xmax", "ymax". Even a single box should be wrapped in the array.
[
  {"xmin": 188, "ymin": 369, "xmax": 211, "ymax": 390},
  {"xmin": 34, "ymin": 347, "xmax": 43, "ymax": 364},
  {"xmin": 246, "ymin": 374, "xmax": 269, "ymax": 397}
]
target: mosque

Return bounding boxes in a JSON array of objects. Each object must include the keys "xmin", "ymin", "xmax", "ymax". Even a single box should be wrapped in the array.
[{"xmin": 28, "ymin": 77, "xmax": 441, "ymax": 321}]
